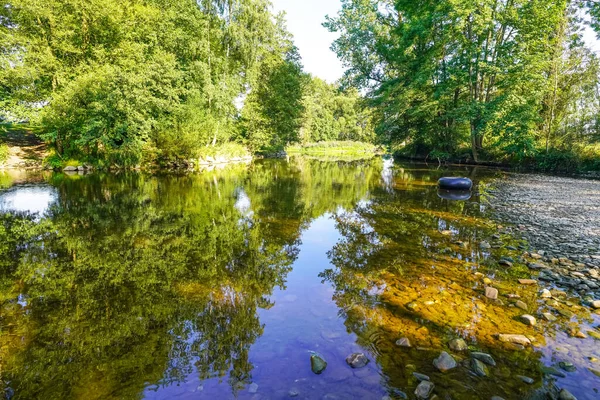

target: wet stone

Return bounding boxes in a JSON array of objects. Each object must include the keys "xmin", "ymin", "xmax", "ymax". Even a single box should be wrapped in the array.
[
  {"xmin": 558, "ymin": 389, "xmax": 577, "ymax": 400},
  {"xmin": 542, "ymin": 366, "xmax": 566, "ymax": 378},
  {"xmin": 414, "ymin": 381, "xmax": 435, "ymax": 400},
  {"xmin": 497, "ymin": 334, "xmax": 531, "ymax": 346},
  {"xmin": 310, "ymin": 353, "xmax": 327, "ymax": 374},
  {"xmin": 520, "ymin": 314, "xmax": 536, "ymax": 326},
  {"xmin": 540, "ymin": 289, "xmax": 552, "ymax": 298},
  {"xmin": 471, "ymin": 352, "xmax": 496, "ymax": 366},
  {"xmin": 519, "ymin": 279, "xmax": 537, "ymax": 285},
  {"xmin": 413, "ymin": 372, "xmax": 430, "ymax": 381},
  {"xmin": 448, "ymin": 338, "xmax": 468, "ymax": 352},
  {"xmin": 396, "ymin": 337, "xmax": 412, "ymax": 348},
  {"xmin": 249, "ymin": 383, "xmax": 259, "ymax": 394},
  {"xmin": 515, "ymin": 300, "xmax": 528, "ymax": 311},
  {"xmin": 517, "ymin": 375, "xmax": 534, "ymax": 384},
  {"xmin": 433, "ymin": 351, "xmax": 457, "ymax": 372},
  {"xmin": 346, "ymin": 353, "xmax": 369, "ymax": 369},
  {"xmin": 485, "ymin": 287, "xmax": 499, "ymax": 300},
  {"xmin": 471, "ymin": 358, "xmax": 489, "ymax": 377},
  {"xmin": 559, "ymin": 362, "xmax": 577, "ymax": 373}
]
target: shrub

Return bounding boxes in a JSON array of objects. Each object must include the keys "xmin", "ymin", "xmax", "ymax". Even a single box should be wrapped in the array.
[{"xmin": 0, "ymin": 143, "xmax": 9, "ymax": 164}]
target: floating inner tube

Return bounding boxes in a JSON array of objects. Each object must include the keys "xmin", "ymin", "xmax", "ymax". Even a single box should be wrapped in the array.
[
  {"xmin": 438, "ymin": 189, "xmax": 472, "ymax": 201},
  {"xmin": 438, "ymin": 177, "xmax": 473, "ymax": 191}
]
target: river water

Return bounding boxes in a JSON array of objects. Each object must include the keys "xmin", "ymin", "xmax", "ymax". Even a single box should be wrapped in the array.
[{"xmin": 0, "ymin": 158, "xmax": 598, "ymax": 400}]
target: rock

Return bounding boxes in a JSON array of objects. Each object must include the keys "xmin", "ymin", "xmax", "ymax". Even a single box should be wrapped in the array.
[
  {"xmin": 540, "ymin": 289, "xmax": 552, "ymax": 298},
  {"xmin": 529, "ymin": 263, "xmax": 547, "ymax": 270},
  {"xmin": 480, "ymin": 241, "xmax": 491, "ymax": 250},
  {"xmin": 589, "ymin": 368, "xmax": 600, "ymax": 377},
  {"xmin": 515, "ymin": 300, "xmax": 528, "ymax": 311},
  {"xmin": 519, "ymin": 279, "xmax": 537, "ymax": 285},
  {"xmin": 517, "ymin": 375, "xmax": 534, "ymax": 384},
  {"xmin": 310, "ymin": 353, "xmax": 327, "ymax": 374},
  {"xmin": 485, "ymin": 287, "xmax": 499, "ymax": 300},
  {"xmin": 592, "ymin": 300, "xmax": 600, "ymax": 309},
  {"xmin": 248, "ymin": 383, "xmax": 259, "ymax": 394},
  {"xmin": 499, "ymin": 259, "xmax": 513, "ymax": 267},
  {"xmin": 497, "ymin": 334, "xmax": 531, "ymax": 346},
  {"xmin": 542, "ymin": 366, "xmax": 566, "ymax": 377},
  {"xmin": 471, "ymin": 358, "xmax": 489, "ymax": 377},
  {"xmin": 289, "ymin": 389, "xmax": 299, "ymax": 397},
  {"xmin": 396, "ymin": 337, "xmax": 412, "ymax": 347},
  {"xmin": 559, "ymin": 362, "xmax": 577, "ymax": 373},
  {"xmin": 520, "ymin": 314, "xmax": 536, "ymax": 326},
  {"xmin": 63, "ymin": 166, "xmax": 77, "ymax": 171},
  {"xmin": 441, "ymin": 230, "xmax": 453, "ymax": 236},
  {"xmin": 542, "ymin": 312, "xmax": 557, "ymax": 322},
  {"xmin": 433, "ymin": 351, "xmax": 457, "ymax": 372},
  {"xmin": 491, "ymin": 397, "xmax": 506, "ymax": 400},
  {"xmin": 558, "ymin": 389, "xmax": 578, "ymax": 400},
  {"xmin": 471, "ymin": 352, "xmax": 496, "ymax": 366},
  {"xmin": 413, "ymin": 372, "xmax": 430, "ymax": 381},
  {"xmin": 588, "ymin": 330, "xmax": 600, "ymax": 340},
  {"xmin": 448, "ymin": 338, "xmax": 468, "ymax": 352},
  {"xmin": 414, "ymin": 381, "xmax": 435, "ymax": 400},
  {"xmin": 346, "ymin": 353, "xmax": 369, "ymax": 369}
]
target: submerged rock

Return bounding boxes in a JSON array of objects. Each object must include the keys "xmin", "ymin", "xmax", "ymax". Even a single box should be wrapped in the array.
[
  {"xmin": 471, "ymin": 352, "xmax": 496, "ymax": 366},
  {"xmin": 471, "ymin": 358, "xmax": 489, "ymax": 377},
  {"xmin": 413, "ymin": 372, "xmax": 430, "ymax": 381},
  {"xmin": 433, "ymin": 351, "xmax": 457, "ymax": 372},
  {"xmin": 346, "ymin": 353, "xmax": 369, "ymax": 369},
  {"xmin": 558, "ymin": 389, "xmax": 578, "ymax": 400},
  {"xmin": 448, "ymin": 338, "xmax": 468, "ymax": 352},
  {"xmin": 310, "ymin": 353, "xmax": 327, "ymax": 374},
  {"xmin": 517, "ymin": 375, "xmax": 534, "ymax": 384},
  {"xmin": 485, "ymin": 287, "xmax": 499, "ymax": 300},
  {"xmin": 414, "ymin": 380, "xmax": 435, "ymax": 399},
  {"xmin": 520, "ymin": 314, "xmax": 536, "ymax": 326},
  {"xmin": 559, "ymin": 362, "xmax": 577, "ymax": 373},
  {"xmin": 248, "ymin": 383, "xmax": 259, "ymax": 394},
  {"xmin": 396, "ymin": 337, "xmax": 412, "ymax": 348}
]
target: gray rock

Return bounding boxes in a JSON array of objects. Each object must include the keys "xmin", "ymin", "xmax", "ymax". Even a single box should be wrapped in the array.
[
  {"xmin": 346, "ymin": 353, "xmax": 369, "ymax": 369},
  {"xmin": 448, "ymin": 338, "xmax": 468, "ymax": 351},
  {"xmin": 558, "ymin": 389, "xmax": 578, "ymax": 400},
  {"xmin": 433, "ymin": 351, "xmax": 457, "ymax": 372},
  {"xmin": 559, "ymin": 362, "xmax": 577, "ymax": 373},
  {"xmin": 517, "ymin": 375, "xmax": 534, "ymax": 384},
  {"xmin": 497, "ymin": 334, "xmax": 531, "ymax": 346},
  {"xmin": 471, "ymin": 358, "xmax": 489, "ymax": 377},
  {"xmin": 289, "ymin": 389, "xmax": 299, "ymax": 397},
  {"xmin": 396, "ymin": 337, "xmax": 412, "ymax": 347},
  {"xmin": 413, "ymin": 372, "xmax": 430, "ymax": 381},
  {"xmin": 248, "ymin": 383, "xmax": 258, "ymax": 394},
  {"xmin": 515, "ymin": 300, "xmax": 528, "ymax": 310},
  {"xmin": 592, "ymin": 300, "xmax": 600, "ymax": 309},
  {"xmin": 471, "ymin": 352, "xmax": 496, "ymax": 366},
  {"xmin": 415, "ymin": 381, "xmax": 435, "ymax": 399},
  {"xmin": 480, "ymin": 241, "xmax": 491, "ymax": 249},
  {"xmin": 542, "ymin": 312, "xmax": 557, "ymax": 322}
]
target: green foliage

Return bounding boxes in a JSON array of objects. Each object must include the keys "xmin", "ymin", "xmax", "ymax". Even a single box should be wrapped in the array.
[
  {"xmin": 325, "ymin": 0, "xmax": 600, "ymax": 168},
  {"xmin": 287, "ymin": 141, "xmax": 376, "ymax": 159},
  {"xmin": 0, "ymin": 143, "xmax": 8, "ymax": 164}
]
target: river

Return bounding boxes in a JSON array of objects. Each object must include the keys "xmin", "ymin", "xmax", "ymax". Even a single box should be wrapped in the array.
[{"xmin": 0, "ymin": 157, "xmax": 598, "ymax": 400}]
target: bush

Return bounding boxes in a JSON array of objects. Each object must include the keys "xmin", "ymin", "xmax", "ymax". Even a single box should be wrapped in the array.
[
  {"xmin": 0, "ymin": 143, "xmax": 9, "ymax": 164},
  {"xmin": 197, "ymin": 143, "xmax": 251, "ymax": 160},
  {"xmin": 287, "ymin": 141, "xmax": 376, "ymax": 156}
]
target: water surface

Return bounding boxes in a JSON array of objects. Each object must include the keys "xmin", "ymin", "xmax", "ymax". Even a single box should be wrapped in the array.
[{"xmin": 0, "ymin": 158, "xmax": 599, "ymax": 400}]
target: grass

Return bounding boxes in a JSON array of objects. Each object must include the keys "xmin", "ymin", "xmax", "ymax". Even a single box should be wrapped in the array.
[
  {"xmin": 196, "ymin": 142, "xmax": 251, "ymax": 160},
  {"xmin": 0, "ymin": 143, "xmax": 8, "ymax": 164},
  {"xmin": 286, "ymin": 141, "xmax": 377, "ymax": 158}
]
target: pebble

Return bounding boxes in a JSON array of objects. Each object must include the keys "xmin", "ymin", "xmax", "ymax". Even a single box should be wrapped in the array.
[
  {"xmin": 396, "ymin": 337, "xmax": 412, "ymax": 347},
  {"xmin": 413, "ymin": 372, "xmax": 430, "ymax": 381},
  {"xmin": 520, "ymin": 314, "xmax": 536, "ymax": 326},
  {"xmin": 289, "ymin": 389, "xmax": 299, "ymax": 397},
  {"xmin": 249, "ymin": 383, "xmax": 259, "ymax": 394},
  {"xmin": 592, "ymin": 300, "xmax": 600, "ymax": 309},
  {"xmin": 498, "ymin": 334, "xmax": 531, "ymax": 346},
  {"xmin": 471, "ymin": 352, "xmax": 496, "ymax": 366},
  {"xmin": 558, "ymin": 389, "xmax": 578, "ymax": 400},
  {"xmin": 515, "ymin": 300, "xmax": 528, "ymax": 311},
  {"xmin": 414, "ymin": 381, "xmax": 435, "ymax": 400},
  {"xmin": 485, "ymin": 287, "xmax": 499, "ymax": 300},
  {"xmin": 519, "ymin": 279, "xmax": 537, "ymax": 285},
  {"xmin": 433, "ymin": 351, "xmax": 457, "ymax": 372},
  {"xmin": 346, "ymin": 353, "xmax": 369, "ymax": 369},
  {"xmin": 517, "ymin": 375, "xmax": 534, "ymax": 384},
  {"xmin": 471, "ymin": 358, "xmax": 489, "ymax": 377},
  {"xmin": 448, "ymin": 338, "xmax": 468, "ymax": 352},
  {"xmin": 559, "ymin": 362, "xmax": 577, "ymax": 373},
  {"xmin": 542, "ymin": 312, "xmax": 557, "ymax": 322},
  {"xmin": 310, "ymin": 353, "xmax": 327, "ymax": 374},
  {"xmin": 540, "ymin": 289, "xmax": 552, "ymax": 298}
]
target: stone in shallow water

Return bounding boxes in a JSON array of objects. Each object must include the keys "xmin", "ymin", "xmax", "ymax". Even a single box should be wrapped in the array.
[
  {"xmin": 520, "ymin": 314, "xmax": 536, "ymax": 326},
  {"xmin": 471, "ymin": 352, "xmax": 496, "ymax": 366},
  {"xmin": 248, "ymin": 383, "xmax": 259, "ymax": 394},
  {"xmin": 310, "ymin": 353, "xmax": 327, "ymax": 374},
  {"xmin": 413, "ymin": 372, "xmax": 430, "ymax": 381},
  {"xmin": 396, "ymin": 337, "xmax": 412, "ymax": 347},
  {"xmin": 433, "ymin": 351, "xmax": 457, "ymax": 372},
  {"xmin": 485, "ymin": 287, "xmax": 499, "ymax": 300},
  {"xmin": 498, "ymin": 334, "xmax": 531, "ymax": 346},
  {"xmin": 542, "ymin": 312, "xmax": 557, "ymax": 322},
  {"xmin": 588, "ymin": 330, "xmax": 600, "ymax": 340},
  {"xmin": 448, "ymin": 338, "xmax": 468, "ymax": 351},
  {"xmin": 519, "ymin": 279, "xmax": 537, "ymax": 285},
  {"xmin": 540, "ymin": 289, "xmax": 552, "ymax": 298},
  {"xmin": 480, "ymin": 241, "xmax": 491, "ymax": 249},
  {"xmin": 592, "ymin": 300, "xmax": 600, "ymax": 309},
  {"xmin": 515, "ymin": 300, "xmax": 528, "ymax": 311},
  {"xmin": 517, "ymin": 375, "xmax": 534, "ymax": 384},
  {"xmin": 346, "ymin": 353, "xmax": 369, "ymax": 369},
  {"xmin": 542, "ymin": 366, "xmax": 566, "ymax": 377},
  {"xmin": 414, "ymin": 381, "xmax": 435, "ymax": 399},
  {"xmin": 558, "ymin": 389, "xmax": 578, "ymax": 400},
  {"xmin": 559, "ymin": 362, "xmax": 577, "ymax": 373},
  {"xmin": 471, "ymin": 358, "xmax": 489, "ymax": 377}
]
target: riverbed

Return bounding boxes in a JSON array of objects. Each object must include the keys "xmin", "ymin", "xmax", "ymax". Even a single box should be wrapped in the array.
[{"xmin": 0, "ymin": 159, "xmax": 598, "ymax": 400}]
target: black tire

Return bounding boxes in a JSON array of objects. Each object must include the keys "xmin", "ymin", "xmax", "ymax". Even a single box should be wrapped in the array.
[{"xmin": 438, "ymin": 177, "xmax": 473, "ymax": 191}]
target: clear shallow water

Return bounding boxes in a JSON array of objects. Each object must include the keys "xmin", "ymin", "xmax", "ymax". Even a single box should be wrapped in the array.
[{"xmin": 0, "ymin": 158, "xmax": 599, "ymax": 400}]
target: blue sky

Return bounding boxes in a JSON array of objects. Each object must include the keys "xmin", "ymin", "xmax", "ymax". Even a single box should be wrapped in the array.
[{"xmin": 271, "ymin": 0, "xmax": 344, "ymax": 83}]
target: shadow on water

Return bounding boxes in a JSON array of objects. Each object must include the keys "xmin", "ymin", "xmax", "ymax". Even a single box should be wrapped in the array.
[{"xmin": 0, "ymin": 159, "xmax": 598, "ymax": 399}]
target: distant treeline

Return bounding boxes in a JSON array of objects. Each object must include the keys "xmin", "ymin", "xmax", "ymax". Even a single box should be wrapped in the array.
[
  {"xmin": 0, "ymin": 0, "xmax": 373, "ymax": 167},
  {"xmin": 326, "ymin": 0, "xmax": 600, "ymax": 171}
]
